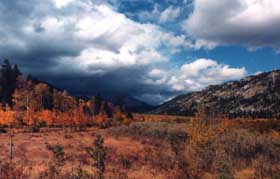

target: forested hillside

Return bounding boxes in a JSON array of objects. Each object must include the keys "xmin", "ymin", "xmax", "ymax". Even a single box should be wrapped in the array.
[
  {"xmin": 151, "ymin": 70, "xmax": 280, "ymax": 119},
  {"xmin": 0, "ymin": 60, "xmax": 132, "ymax": 129}
]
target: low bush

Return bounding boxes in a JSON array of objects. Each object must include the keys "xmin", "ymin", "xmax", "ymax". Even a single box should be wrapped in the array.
[
  {"xmin": 0, "ymin": 127, "xmax": 7, "ymax": 133},
  {"xmin": 63, "ymin": 167, "xmax": 93, "ymax": 179},
  {"xmin": 183, "ymin": 119, "xmax": 280, "ymax": 178},
  {"xmin": 86, "ymin": 135, "xmax": 106, "ymax": 179},
  {"xmin": 23, "ymin": 125, "xmax": 40, "ymax": 133},
  {"xmin": 47, "ymin": 144, "xmax": 65, "ymax": 166},
  {"xmin": 119, "ymin": 155, "xmax": 132, "ymax": 169},
  {"xmin": 273, "ymin": 172, "xmax": 280, "ymax": 179},
  {"xmin": 109, "ymin": 122, "xmax": 188, "ymax": 142},
  {"xmin": 0, "ymin": 162, "xmax": 29, "ymax": 179}
]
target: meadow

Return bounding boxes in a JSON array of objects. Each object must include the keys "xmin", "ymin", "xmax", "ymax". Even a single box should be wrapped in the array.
[{"xmin": 1, "ymin": 115, "xmax": 280, "ymax": 179}]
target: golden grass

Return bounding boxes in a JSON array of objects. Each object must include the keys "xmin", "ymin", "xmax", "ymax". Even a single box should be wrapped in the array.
[{"xmin": 1, "ymin": 115, "xmax": 280, "ymax": 178}]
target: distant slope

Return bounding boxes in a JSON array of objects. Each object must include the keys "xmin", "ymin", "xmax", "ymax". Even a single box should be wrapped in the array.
[
  {"xmin": 151, "ymin": 70, "xmax": 280, "ymax": 118},
  {"xmin": 109, "ymin": 95, "xmax": 155, "ymax": 113}
]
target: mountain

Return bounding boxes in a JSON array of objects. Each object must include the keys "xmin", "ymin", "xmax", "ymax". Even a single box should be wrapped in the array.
[
  {"xmin": 151, "ymin": 70, "xmax": 280, "ymax": 118},
  {"xmin": 107, "ymin": 95, "xmax": 155, "ymax": 113}
]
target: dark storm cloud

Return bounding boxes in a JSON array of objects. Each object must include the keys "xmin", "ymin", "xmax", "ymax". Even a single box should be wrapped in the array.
[
  {"xmin": 0, "ymin": 0, "xmax": 87, "ymax": 73},
  {"xmin": 0, "ymin": 0, "xmax": 247, "ymax": 104},
  {"xmin": 0, "ymin": 0, "xmax": 185, "ymax": 104},
  {"xmin": 38, "ymin": 67, "xmax": 177, "ymax": 105}
]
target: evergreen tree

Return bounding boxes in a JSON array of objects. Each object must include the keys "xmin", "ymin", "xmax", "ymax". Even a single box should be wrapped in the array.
[
  {"xmin": 0, "ymin": 59, "xmax": 21, "ymax": 107},
  {"xmin": 93, "ymin": 95, "xmax": 102, "ymax": 115}
]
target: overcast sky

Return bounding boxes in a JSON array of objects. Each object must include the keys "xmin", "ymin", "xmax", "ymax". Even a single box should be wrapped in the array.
[{"xmin": 1, "ymin": 0, "xmax": 280, "ymax": 105}]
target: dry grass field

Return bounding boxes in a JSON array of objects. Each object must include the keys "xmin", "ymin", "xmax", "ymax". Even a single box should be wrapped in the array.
[
  {"xmin": 0, "ymin": 128, "xmax": 179, "ymax": 179},
  {"xmin": 1, "ymin": 115, "xmax": 280, "ymax": 179}
]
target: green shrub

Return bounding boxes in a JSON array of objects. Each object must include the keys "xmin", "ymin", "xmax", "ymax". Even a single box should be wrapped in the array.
[
  {"xmin": 119, "ymin": 156, "xmax": 132, "ymax": 169},
  {"xmin": 217, "ymin": 173, "xmax": 234, "ymax": 179},
  {"xmin": 65, "ymin": 167, "xmax": 93, "ymax": 179},
  {"xmin": 47, "ymin": 144, "xmax": 65, "ymax": 166},
  {"xmin": 86, "ymin": 135, "xmax": 106, "ymax": 179},
  {"xmin": 273, "ymin": 172, "xmax": 280, "ymax": 179}
]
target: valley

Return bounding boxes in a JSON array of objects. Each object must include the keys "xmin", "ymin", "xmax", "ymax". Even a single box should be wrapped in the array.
[{"xmin": 1, "ymin": 114, "xmax": 280, "ymax": 179}]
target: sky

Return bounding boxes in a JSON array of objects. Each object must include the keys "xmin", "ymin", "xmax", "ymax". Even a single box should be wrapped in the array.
[{"xmin": 0, "ymin": 0, "xmax": 280, "ymax": 105}]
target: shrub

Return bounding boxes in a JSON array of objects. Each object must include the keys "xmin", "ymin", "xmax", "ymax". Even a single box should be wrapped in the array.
[
  {"xmin": 39, "ymin": 165, "xmax": 94, "ymax": 179},
  {"xmin": 109, "ymin": 168, "xmax": 128, "ymax": 179},
  {"xmin": 86, "ymin": 135, "xmax": 106, "ymax": 179},
  {"xmin": 109, "ymin": 122, "xmax": 188, "ymax": 142},
  {"xmin": 273, "ymin": 172, "xmax": 280, "ymax": 179},
  {"xmin": 119, "ymin": 155, "xmax": 132, "ymax": 169},
  {"xmin": 23, "ymin": 125, "xmax": 40, "ymax": 133},
  {"xmin": 47, "ymin": 144, "xmax": 65, "ymax": 166},
  {"xmin": 0, "ymin": 127, "xmax": 7, "ymax": 133},
  {"xmin": 168, "ymin": 133, "xmax": 185, "ymax": 157},
  {"xmin": 64, "ymin": 167, "xmax": 93, "ymax": 179},
  {"xmin": 39, "ymin": 121, "xmax": 47, "ymax": 128},
  {"xmin": 217, "ymin": 173, "xmax": 234, "ymax": 179},
  {"xmin": 0, "ymin": 162, "xmax": 29, "ymax": 179},
  {"xmin": 39, "ymin": 164, "xmax": 60, "ymax": 179},
  {"xmin": 184, "ymin": 119, "xmax": 280, "ymax": 178},
  {"xmin": 115, "ymin": 116, "xmax": 124, "ymax": 123},
  {"xmin": 143, "ymin": 147, "xmax": 176, "ymax": 170},
  {"xmin": 272, "ymin": 123, "xmax": 280, "ymax": 132},
  {"xmin": 64, "ymin": 134, "xmax": 73, "ymax": 139}
]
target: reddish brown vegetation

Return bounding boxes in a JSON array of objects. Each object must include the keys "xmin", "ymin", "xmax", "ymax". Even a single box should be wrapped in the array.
[
  {"xmin": 0, "ymin": 117, "xmax": 280, "ymax": 179},
  {"xmin": 0, "ymin": 79, "xmax": 132, "ymax": 130}
]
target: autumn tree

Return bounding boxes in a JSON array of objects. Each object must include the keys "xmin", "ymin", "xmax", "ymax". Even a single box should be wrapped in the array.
[
  {"xmin": 2, "ymin": 61, "xmax": 130, "ymax": 129},
  {"xmin": 34, "ymin": 83, "xmax": 52, "ymax": 110},
  {"xmin": 4, "ymin": 105, "xmax": 14, "ymax": 126},
  {"xmin": 53, "ymin": 90, "xmax": 65, "ymax": 127},
  {"xmin": 13, "ymin": 77, "xmax": 38, "ymax": 126},
  {"xmin": 53, "ymin": 90, "xmax": 78, "ymax": 128},
  {"xmin": 73, "ymin": 99, "xmax": 87, "ymax": 130}
]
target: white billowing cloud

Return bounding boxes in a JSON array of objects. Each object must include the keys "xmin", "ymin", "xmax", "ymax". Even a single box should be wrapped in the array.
[
  {"xmin": 148, "ymin": 69, "xmax": 165, "ymax": 78},
  {"xmin": 137, "ymin": 4, "xmax": 161, "ymax": 22},
  {"xmin": 61, "ymin": 46, "xmax": 165, "ymax": 75},
  {"xmin": 19, "ymin": 2, "xmax": 192, "ymax": 74},
  {"xmin": 180, "ymin": 59, "xmax": 218, "ymax": 77},
  {"xmin": 56, "ymin": 4, "xmax": 190, "ymax": 74},
  {"xmin": 53, "ymin": 0, "xmax": 75, "ymax": 8},
  {"xmin": 146, "ymin": 58, "xmax": 247, "ymax": 92},
  {"xmin": 159, "ymin": 6, "xmax": 181, "ymax": 23},
  {"xmin": 137, "ymin": 4, "xmax": 181, "ymax": 24},
  {"xmin": 172, "ymin": 59, "xmax": 247, "ymax": 91},
  {"xmin": 183, "ymin": 0, "xmax": 280, "ymax": 50}
]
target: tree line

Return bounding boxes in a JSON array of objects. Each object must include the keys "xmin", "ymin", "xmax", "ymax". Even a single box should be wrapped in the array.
[{"xmin": 0, "ymin": 60, "xmax": 132, "ymax": 129}]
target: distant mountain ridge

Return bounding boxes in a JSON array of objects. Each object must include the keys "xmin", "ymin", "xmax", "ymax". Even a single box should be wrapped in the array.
[
  {"xmin": 62, "ymin": 93, "xmax": 155, "ymax": 113},
  {"xmin": 104, "ymin": 95, "xmax": 155, "ymax": 113},
  {"xmin": 151, "ymin": 70, "xmax": 280, "ymax": 118}
]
